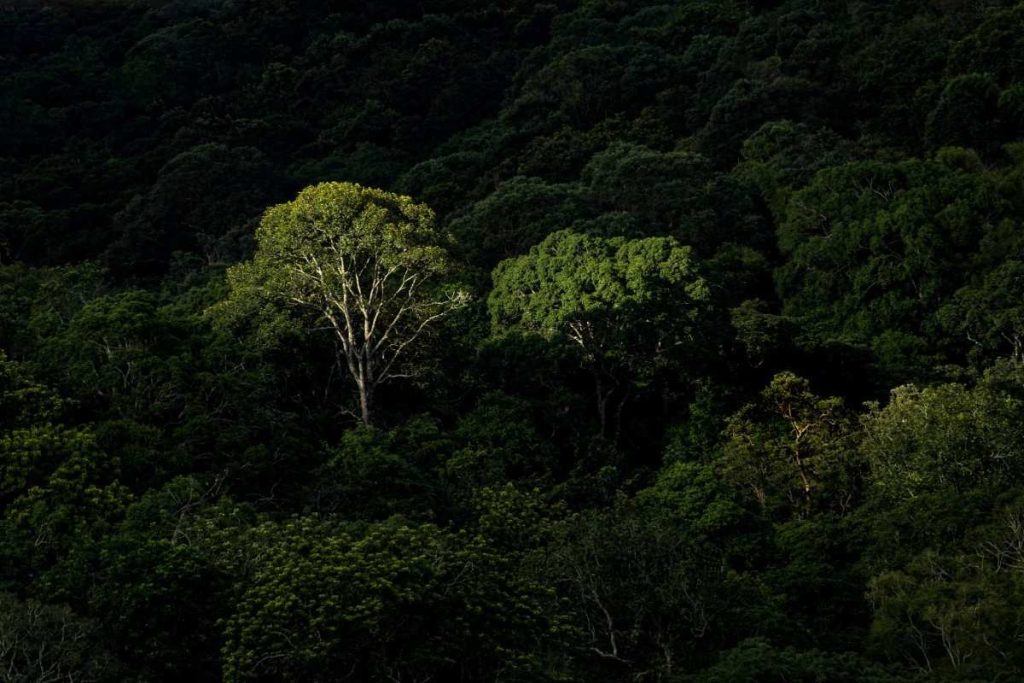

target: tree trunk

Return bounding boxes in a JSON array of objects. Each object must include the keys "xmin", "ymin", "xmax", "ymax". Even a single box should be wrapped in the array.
[
  {"xmin": 359, "ymin": 382, "xmax": 374, "ymax": 427},
  {"xmin": 352, "ymin": 365, "xmax": 374, "ymax": 427},
  {"xmin": 594, "ymin": 373, "xmax": 608, "ymax": 437}
]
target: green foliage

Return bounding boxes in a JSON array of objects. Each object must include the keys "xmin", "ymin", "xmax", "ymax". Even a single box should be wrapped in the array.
[
  {"xmin": 948, "ymin": 4, "xmax": 1024, "ymax": 85},
  {"xmin": 776, "ymin": 157, "xmax": 1023, "ymax": 377},
  {"xmin": 490, "ymin": 229, "xmax": 709, "ymax": 436},
  {"xmin": 508, "ymin": 44, "xmax": 675, "ymax": 129},
  {"xmin": 582, "ymin": 141, "xmax": 766, "ymax": 251},
  {"xmin": 312, "ymin": 424, "xmax": 434, "ymax": 519},
  {"xmin": 868, "ymin": 499, "xmax": 1024, "ymax": 679},
  {"xmin": 213, "ymin": 181, "xmax": 466, "ymax": 425},
  {"xmin": 698, "ymin": 76, "xmax": 826, "ymax": 165},
  {"xmin": 0, "ymin": 359, "xmax": 132, "ymax": 590},
  {"xmin": 106, "ymin": 144, "xmax": 279, "ymax": 275},
  {"xmin": 221, "ymin": 518, "xmax": 566, "ymax": 682},
  {"xmin": 490, "ymin": 230, "xmax": 708, "ymax": 360},
  {"xmin": 0, "ymin": 424, "xmax": 130, "ymax": 589},
  {"xmin": 694, "ymin": 638, "xmax": 897, "ymax": 683},
  {"xmin": 636, "ymin": 460, "xmax": 755, "ymax": 546},
  {"xmin": 720, "ymin": 373, "xmax": 858, "ymax": 518},
  {"xmin": 861, "ymin": 380, "xmax": 1024, "ymax": 501},
  {"xmin": 730, "ymin": 299, "xmax": 797, "ymax": 369},
  {"xmin": 10, "ymin": 0, "xmax": 1024, "ymax": 679},
  {"xmin": 0, "ymin": 593, "xmax": 123, "ymax": 682},
  {"xmin": 447, "ymin": 175, "xmax": 588, "ymax": 269},
  {"xmin": 924, "ymin": 73, "xmax": 1001, "ymax": 152},
  {"xmin": 0, "ymin": 261, "xmax": 107, "ymax": 354},
  {"xmin": 544, "ymin": 497, "xmax": 743, "ymax": 678},
  {"xmin": 78, "ymin": 477, "xmax": 240, "ymax": 679},
  {"xmin": 941, "ymin": 259, "xmax": 1024, "ymax": 364},
  {"xmin": 0, "ymin": 351, "xmax": 63, "ymax": 426},
  {"xmin": 444, "ymin": 392, "xmax": 557, "ymax": 494},
  {"xmin": 736, "ymin": 120, "xmax": 857, "ymax": 220}
]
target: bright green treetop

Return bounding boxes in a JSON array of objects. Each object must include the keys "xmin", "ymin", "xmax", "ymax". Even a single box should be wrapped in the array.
[
  {"xmin": 489, "ymin": 229, "xmax": 709, "ymax": 436},
  {"xmin": 212, "ymin": 182, "xmax": 468, "ymax": 426}
]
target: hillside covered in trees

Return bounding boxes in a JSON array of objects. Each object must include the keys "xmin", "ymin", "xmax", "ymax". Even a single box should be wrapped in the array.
[{"xmin": 6, "ymin": 0, "xmax": 1024, "ymax": 680}]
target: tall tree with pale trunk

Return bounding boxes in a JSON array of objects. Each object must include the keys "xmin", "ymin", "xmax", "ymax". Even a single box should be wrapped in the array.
[{"xmin": 213, "ymin": 182, "xmax": 468, "ymax": 426}]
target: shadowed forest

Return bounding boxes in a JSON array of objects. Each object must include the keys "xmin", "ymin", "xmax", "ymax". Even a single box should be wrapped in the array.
[{"xmin": 5, "ymin": 0, "xmax": 1024, "ymax": 680}]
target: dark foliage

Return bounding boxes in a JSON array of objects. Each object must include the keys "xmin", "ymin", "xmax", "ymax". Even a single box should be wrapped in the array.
[{"xmin": 5, "ymin": 0, "xmax": 1024, "ymax": 680}]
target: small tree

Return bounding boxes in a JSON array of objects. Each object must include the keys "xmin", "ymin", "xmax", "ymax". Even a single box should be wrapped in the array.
[
  {"xmin": 720, "ymin": 372, "xmax": 855, "ymax": 517},
  {"xmin": 214, "ymin": 182, "xmax": 467, "ymax": 426}
]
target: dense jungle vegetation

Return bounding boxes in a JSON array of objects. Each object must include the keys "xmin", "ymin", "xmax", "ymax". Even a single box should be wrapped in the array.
[{"xmin": 6, "ymin": 0, "xmax": 1024, "ymax": 680}]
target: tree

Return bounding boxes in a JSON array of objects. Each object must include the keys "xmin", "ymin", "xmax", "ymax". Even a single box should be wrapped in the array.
[
  {"xmin": 775, "ymin": 158, "xmax": 1011, "ymax": 375},
  {"xmin": 221, "ymin": 517, "xmax": 565, "ymax": 682},
  {"xmin": 698, "ymin": 76, "xmax": 825, "ymax": 165},
  {"xmin": 107, "ymin": 144, "xmax": 280, "ymax": 275},
  {"xmin": 0, "ymin": 593, "xmax": 122, "ymax": 683},
  {"xmin": 734, "ymin": 120, "xmax": 857, "ymax": 221},
  {"xmin": 695, "ymin": 638, "xmax": 898, "ymax": 683},
  {"xmin": 861, "ymin": 380, "xmax": 1024, "ymax": 501},
  {"xmin": 35, "ymin": 289, "xmax": 182, "ymax": 420},
  {"xmin": 948, "ymin": 4, "xmax": 1024, "ymax": 85},
  {"xmin": 311, "ymin": 425, "xmax": 432, "ymax": 519},
  {"xmin": 212, "ymin": 182, "xmax": 468, "ymax": 426},
  {"xmin": 924, "ymin": 73, "xmax": 1001, "ymax": 153},
  {"xmin": 543, "ymin": 490, "xmax": 752, "ymax": 679},
  {"xmin": 581, "ymin": 142, "xmax": 767, "ymax": 254},
  {"xmin": 0, "ymin": 354, "xmax": 131, "ymax": 590},
  {"xmin": 868, "ymin": 502, "xmax": 1024, "ymax": 678},
  {"xmin": 444, "ymin": 391, "xmax": 557, "ymax": 495},
  {"xmin": 445, "ymin": 175, "xmax": 588, "ymax": 269},
  {"xmin": 720, "ymin": 372, "xmax": 857, "ymax": 518},
  {"xmin": 81, "ymin": 477, "xmax": 239, "ymax": 681},
  {"xmin": 940, "ymin": 259, "xmax": 1024, "ymax": 364},
  {"xmin": 507, "ymin": 44, "xmax": 674, "ymax": 130},
  {"xmin": 489, "ymin": 229, "xmax": 709, "ymax": 439}
]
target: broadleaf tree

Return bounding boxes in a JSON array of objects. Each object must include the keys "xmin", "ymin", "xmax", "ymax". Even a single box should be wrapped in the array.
[
  {"xmin": 213, "ymin": 182, "xmax": 468, "ymax": 426},
  {"xmin": 489, "ymin": 230, "xmax": 710, "ymax": 439}
]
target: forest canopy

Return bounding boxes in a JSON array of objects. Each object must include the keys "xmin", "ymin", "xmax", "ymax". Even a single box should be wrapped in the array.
[{"xmin": 5, "ymin": 0, "xmax": 1024, "ymax": 681}]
